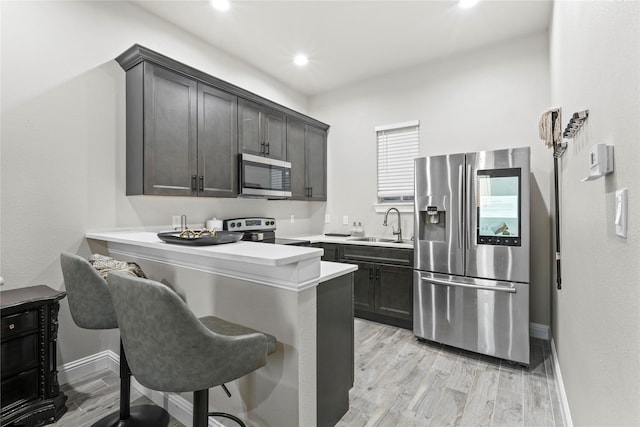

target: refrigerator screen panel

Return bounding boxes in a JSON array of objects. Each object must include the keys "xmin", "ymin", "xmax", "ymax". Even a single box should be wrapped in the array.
[{"xmin": 476, "ymin": 168, "xmax": 521, "ymax": 246}]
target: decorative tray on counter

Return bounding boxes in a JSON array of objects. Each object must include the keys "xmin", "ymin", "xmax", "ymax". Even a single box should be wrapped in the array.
[{"xmin": 157, "ymin": 229, "xmax": 244, "ymax": 246}]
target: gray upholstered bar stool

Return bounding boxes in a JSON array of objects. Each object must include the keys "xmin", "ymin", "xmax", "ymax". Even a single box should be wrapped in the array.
[
  {"xmin": 105, "ymin": 271, "xmax": 277, "ymax": 427},
  {"xmin": 60, "ymin": 252, "xmax": 170, "ymax": 427}
]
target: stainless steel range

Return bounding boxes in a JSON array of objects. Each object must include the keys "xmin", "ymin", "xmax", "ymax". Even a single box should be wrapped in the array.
[
  {"xmin": 223, "ymin": 217, "xmax": 310, "ymax": 246},
  {"xmin": 413, "ymin": 147, "xmax": 530, "ymax": 365}
]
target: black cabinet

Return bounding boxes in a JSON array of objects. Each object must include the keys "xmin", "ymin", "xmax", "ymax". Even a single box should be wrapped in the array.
[
  {"xmin": 238, "ymin": 98, "xmax": 286, "ymax": 161},
  {"xmin": 117, "ymin": 44, "xmax": 330, "ymax": 199},
  {"xmin": 286, "ymin": 118, "xmax": 327, "ymax": 201},
  {"xmin": 198, "ymin": 84, "xmax": 238, "ymax": 197},
  {"xmin": 316, "ymin": 273, "xmax": 354, "ymax": 427},
  {"xmin": 341, "ymin": 245, "xmax": 413, "ymax": 329},
  {"xmin": 311, "ymin": 243, "xmax": 341, "ymax": 262},
  {"xmin": 1, "ymin": 286, "xmax": 67, "ymax": 427},
  {"xmin": 124, "ymin": 62, "xmax": 237, "ymax": 197}
]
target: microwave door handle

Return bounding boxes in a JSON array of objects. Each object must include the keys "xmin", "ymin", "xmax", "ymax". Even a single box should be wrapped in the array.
[{"xmin": 458, "ymin": 165, "xmax": 463, "ymax": 249}]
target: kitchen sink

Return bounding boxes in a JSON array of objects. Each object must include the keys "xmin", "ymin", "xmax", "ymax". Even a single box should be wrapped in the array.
[
  {"xmin": 347, "ymin": 236, "xmax": 413, "ymax": 245},
  {"xmin": 347, "ymin": 237, "xmax": 398, "ymax": 243}
]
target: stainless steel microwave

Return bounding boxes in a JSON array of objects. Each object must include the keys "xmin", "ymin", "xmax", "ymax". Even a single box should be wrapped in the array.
[{"xmin": 239, "ymin": 153, "xmax": 292, "ymax": 198}]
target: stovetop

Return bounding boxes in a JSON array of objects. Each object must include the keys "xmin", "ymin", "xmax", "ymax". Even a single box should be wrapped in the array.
[{"xmin": 223, "ymin": 217, "xmax": 310, "ymax": 246}]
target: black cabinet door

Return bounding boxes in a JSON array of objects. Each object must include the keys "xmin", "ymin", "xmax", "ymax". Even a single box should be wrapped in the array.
[
  {"xmin": 238, "ymin": 98, "xmax": 286, "ymax": 161},
  {"xmin": 143, "ymin": 63, "xmax": 198, "ymax": 196},
  {"xmin": 352, "ymin": 261, "xmax": 375, "ymax": 313},
  {"xmin": 286, "ymin": 118, "xmax": 307, "ymax": 199},
  {"xmin": 198, "ymin": 84, "xmax": 238, "ymax": 198},
  {"xmin": 306, "ymin": 126, "xmax": 327, "ymax": 201},
  {"xmin": 238, "ymin": 98, "xmax": 263, "ymax": 157},
  {"xmin": 374, "ymin": 264, "xmax": 413, "ymax": 322},
  {"xmin": 263, "ymin": 109, "xmax": 286, "ymax": 161}
]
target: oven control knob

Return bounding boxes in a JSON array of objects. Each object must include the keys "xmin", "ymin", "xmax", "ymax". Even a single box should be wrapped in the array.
[
  {"xmin": 236, "ymin": 222, "xmax": 242, "ymax": 228},
  {"xmin": 229, "ymin": 223, "xmax": 235, "ymax": 228}
]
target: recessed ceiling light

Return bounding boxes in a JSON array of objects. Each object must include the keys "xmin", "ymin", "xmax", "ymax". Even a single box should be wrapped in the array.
[
  {"xmin": 210, "ymin": 0, "xmax": 230, "ymax": 12},
  {"xmin": 293, "ymin": 54, "xmax": 309, "ymax": 67},
  {"xmin": 458, "ymin": 0, "xmax": 480, "ymax": 9}
]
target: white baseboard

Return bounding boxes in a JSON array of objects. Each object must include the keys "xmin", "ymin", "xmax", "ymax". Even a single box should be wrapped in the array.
[
  {"xmin": 58, "ymin": 351, "xmax": 223, "ymax": 427},
  {"xmin": 57, "ymin": 350, "xmax": 119, "ymax": 386},
  {"xmin": 551, "ymin": 338, "xmax": 574, "ymax": 427},
  {"xmin": 530, "ymin": 322, "xmax": 551, "ymax": 340}
]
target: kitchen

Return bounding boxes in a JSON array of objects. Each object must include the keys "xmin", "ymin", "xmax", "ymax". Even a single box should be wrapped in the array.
[{"xmin": 1, "ymin": 1, "xmax": 639, "ymax": 427}]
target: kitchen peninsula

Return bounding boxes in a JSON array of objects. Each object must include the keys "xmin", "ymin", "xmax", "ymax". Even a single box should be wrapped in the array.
[{"xmin": 86, "ymin": 230, "xmax": 357, "ymax": 427}]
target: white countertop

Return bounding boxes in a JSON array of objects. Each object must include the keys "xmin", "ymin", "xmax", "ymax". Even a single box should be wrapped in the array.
[
  {"xmin": 86, "ymin": 230, "xmax": 322, "ymax": 267},
  {"xmin": 85, "ymin": 230, "xmax": 359, "ymax": 291},
  {"xmin": 319, "ymin": 261, "xmax": 358, "ymax": 283}
]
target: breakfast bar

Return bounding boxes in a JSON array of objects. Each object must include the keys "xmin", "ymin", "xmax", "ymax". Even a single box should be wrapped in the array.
[{"xmin": 86, "ymin": 230, "xmax": 357, "ymax": 427}]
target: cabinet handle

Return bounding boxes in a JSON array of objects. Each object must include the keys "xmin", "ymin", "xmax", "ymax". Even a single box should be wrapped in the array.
[
  {"xmin": 265, "ymin": 142, "xmax": 270, "ymax": 155},
  {"xmin": 199, "ymin": 176, "xmax": 204, "ymax": 192},
  {"xmin": 260, "ymin": 141, "xmax": 266, "ymax": 154},
  {"xmin": 191, "ymin": 175, "xmax": 197, "ymax": 191},
  {"xmin": 309, "ymin": 186, "xmax": 313, "ymax": 198},
  {"xmin": 375, "ymin": 267, "xmax": 380, "ymax": 280},
  {"xmin": 369, "ymin": 267, "xmax": 374, "ymax": 280},
  {"xmin": 9, "ymin": 323, "xmax": 15, "ymax": 330}
]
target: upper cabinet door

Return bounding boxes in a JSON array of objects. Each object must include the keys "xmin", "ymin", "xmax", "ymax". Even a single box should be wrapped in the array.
[
  {"xmin": 263, "ymin": 109, "xmax": 286, "ymax": 161},
  {"xmin": 143, "ymin": 63, "xmax": 198, "ymax": 196},
  {"xmin": 238, "ymin": 98, "xmax": 286, "ymax": 160},
  {"xmin": 306, "ymin": 126, "xmax": 327, "ymax": 201},
  {"xmin": 198, "ymin": 84, "xmax": 238, "ymax": 198},
  {"xmin": 286, "ymin": 118, "xmax": 307, "ymax": 199},
  {"xmin": 238, "ymin": 98, "xmax": 263, "ymax": 157}
]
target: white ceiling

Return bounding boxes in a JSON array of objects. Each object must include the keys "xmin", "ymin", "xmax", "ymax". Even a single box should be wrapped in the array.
[{"xmin": 131, "ymin": 0, "xmax": 553, "ymax": 96}]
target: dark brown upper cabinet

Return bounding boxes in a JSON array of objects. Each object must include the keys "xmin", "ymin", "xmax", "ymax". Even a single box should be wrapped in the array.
[
  {"xmin": 286, "ymin": 118, "xmax": 327, "ymax": 201},
  {"xmin": 116, "ymin": 44, "xmax": 329, "ymax": 198},
  {"xmin": 238, "ymin": 98, "xmax": 286, "ymax": 161},
  {"xmin": 122, "ymin": 62, "xmax": 237, "ymax": 197}
]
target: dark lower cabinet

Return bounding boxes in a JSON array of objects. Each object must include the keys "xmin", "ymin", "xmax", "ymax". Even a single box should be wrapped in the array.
[
  {"xmin": 341, "ymin": 245, "xmax": 414, "ymax": 330},
  {"xmin": 1, "ymin": 286, "xmax": 67, "ymax": 427},
  {"xmin": 311, "ymin": 242, "xmax": 341, "ymax": 262},
  {"xmin": 317, "ymin": 272, "xmax": 354, "ymax": 427},
  {"xmin": 374, "ymin": 264, "xmax": 413, "ymax": 323}
]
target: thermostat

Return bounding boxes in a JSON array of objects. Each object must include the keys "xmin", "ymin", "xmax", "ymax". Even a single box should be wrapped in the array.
[{"xmin": 582, "ymin": 144, "xmax": 614, "ymax": 181}]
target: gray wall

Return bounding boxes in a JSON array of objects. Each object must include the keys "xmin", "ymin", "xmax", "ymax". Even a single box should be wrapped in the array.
[
  {"xmin": 309, "ymin": 33, "xmax": 552, "ymax": 327},
  {"xmin": 550, "ymin": 2, "xmax": 640, "ymax": 425},
  {"xmin": 0, "ymin": 1, "xmax": 313, "ymax": 364}
]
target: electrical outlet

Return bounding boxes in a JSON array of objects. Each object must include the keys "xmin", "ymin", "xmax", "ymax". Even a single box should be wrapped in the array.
[
  {"xmin": 325, "ymin": 214, "xmax": 331, "ymax": 223},
  {"xmin": 290, "ymin": 214, "xmax": 295, "ymax": 224},
  {"xmin": 342, "ymin": 215, "xmax": 349, "ymax": 225}
]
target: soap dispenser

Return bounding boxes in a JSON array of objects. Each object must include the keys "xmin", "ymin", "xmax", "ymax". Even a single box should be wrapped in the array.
[
  {"xmin": 357, "ymin": 222, "xmax": 365, "ymax": 237},
  {"xmin": 351, "ymin": 222, "xmax": 357, "ymax": 236}
]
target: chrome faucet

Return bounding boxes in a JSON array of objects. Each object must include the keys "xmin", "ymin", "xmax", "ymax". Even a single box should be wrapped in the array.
[{"xmin": 383, "ymin": 207, "xmax": 403, "ymax": 241}]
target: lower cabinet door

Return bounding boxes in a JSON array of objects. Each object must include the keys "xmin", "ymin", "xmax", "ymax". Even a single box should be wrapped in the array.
[
  {"xmin": 375, "ymin": 264, "xmax": 413, "ymax": 322},
  {"xmin": 1, "ymin": 368, "xmax": 39, "ymax": 409},
  {"xmin": 352, "ymin": 261, "xmax": 375, "ymax": 313}
]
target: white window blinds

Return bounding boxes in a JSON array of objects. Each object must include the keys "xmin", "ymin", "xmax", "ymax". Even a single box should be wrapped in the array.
[{"xmin": 376, "ymin": 121, "xmax": 419, "ymax": 200}]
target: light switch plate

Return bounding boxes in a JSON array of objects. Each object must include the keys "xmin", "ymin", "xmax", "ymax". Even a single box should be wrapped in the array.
[
  {"xmin": 342, "ymin": 215, "xmax": 349, "ymax": 225},
  {"xmin": 325, "ymin": 214, "xmax": 331, "ymax": 223},
  {"xmin": 615, "ymin": 188, "xmax": 627, "ymax": 238}
]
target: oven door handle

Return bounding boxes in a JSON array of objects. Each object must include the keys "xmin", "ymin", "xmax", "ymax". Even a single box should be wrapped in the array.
[{"xmin": 421, "ymin": 277, "xmax": 517, "ymax": 293}]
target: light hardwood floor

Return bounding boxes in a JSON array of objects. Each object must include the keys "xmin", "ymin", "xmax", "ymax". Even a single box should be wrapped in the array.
[{"xmin": 52, "ymin": 319, "xmax": 564, "ymax": 427}]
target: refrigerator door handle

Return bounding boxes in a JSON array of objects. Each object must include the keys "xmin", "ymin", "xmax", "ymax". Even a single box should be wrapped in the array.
[
  {"xmin": 421, "ymin": 277, "xmax": 517, "ymax": 293},
  {"xmin": 466, "ymin": 164, "xmax": 473, "ymax": 250},
  {"xmin": 458, "ymin": 165, "xmax": 463, "ymax": 249}
]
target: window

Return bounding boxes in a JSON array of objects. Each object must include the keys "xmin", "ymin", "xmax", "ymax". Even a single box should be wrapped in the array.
[{"xmin": 376, "ymin": 120, "xmax": 419, "ymax": 202}]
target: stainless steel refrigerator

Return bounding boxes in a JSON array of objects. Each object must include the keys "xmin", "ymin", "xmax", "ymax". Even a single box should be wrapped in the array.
[{"xmin": 413, "ymin": 147, "xmax": 530, "ymax": 365}]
